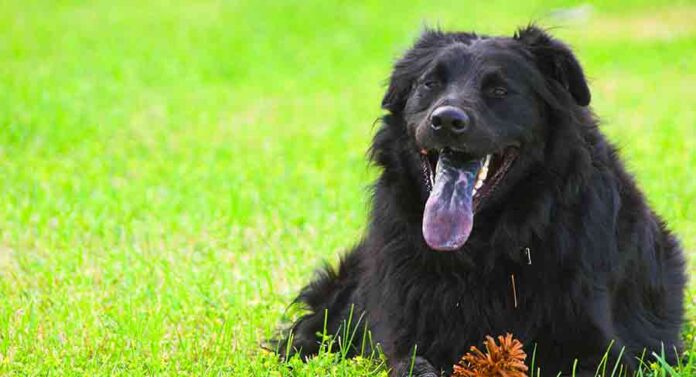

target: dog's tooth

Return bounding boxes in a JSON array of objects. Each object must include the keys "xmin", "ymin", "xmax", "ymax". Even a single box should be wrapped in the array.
[
  {"xmin": 477, "ymin": 159, "xmax": 489, "ymax": 182},
  {"xmin": 473, "ymin": 154, "xmax": 491, "ymax": 193}
]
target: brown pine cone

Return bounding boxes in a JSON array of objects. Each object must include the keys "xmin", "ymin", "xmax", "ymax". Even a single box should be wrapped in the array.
[{"xmin": 452, "ymin": 333, "xmax": 528, "ymax": 377}]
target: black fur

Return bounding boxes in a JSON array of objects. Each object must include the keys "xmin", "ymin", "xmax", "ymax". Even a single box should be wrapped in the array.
[{"xmin": 275, "ymin": 26, "xmax": 686, "ymax": 376}]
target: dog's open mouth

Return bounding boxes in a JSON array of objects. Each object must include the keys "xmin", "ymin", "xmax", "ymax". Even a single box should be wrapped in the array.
[{"xmin": 419, "ymin": 147, "xmax": 518, "ymax": 251}]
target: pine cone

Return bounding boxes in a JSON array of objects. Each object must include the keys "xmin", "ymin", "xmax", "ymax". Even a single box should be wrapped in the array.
[{"xmin": 452, "ymin": 333, "xmax": 528, "ymax": 377}]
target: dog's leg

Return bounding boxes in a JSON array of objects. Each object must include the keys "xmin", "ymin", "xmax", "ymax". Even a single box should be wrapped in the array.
[
  {"xmin": 274, "ymin": 244, "xmax": 367, "ymax": 360},
  {"xmin": 391, "ymin": 356, "xmax": 440, "ymax": 377}
]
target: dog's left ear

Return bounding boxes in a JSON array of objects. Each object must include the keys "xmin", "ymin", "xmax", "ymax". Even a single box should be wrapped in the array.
[{"xmin": 515, "ymin": 25, "xmax": 591, "ymax": 106}]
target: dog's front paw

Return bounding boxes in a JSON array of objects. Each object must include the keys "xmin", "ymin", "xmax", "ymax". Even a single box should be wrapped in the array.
[{"xmin": 392, "ymin": 356, "xmax": 440, "ymax": 377}]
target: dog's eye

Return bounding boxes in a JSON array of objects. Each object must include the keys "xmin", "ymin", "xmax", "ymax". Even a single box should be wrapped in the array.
[
  {"xmin": 487, "ymin": 86, "xmax": 508, "ymax": 98},
  {"xmin": 421, "ymin": 80, "xmax": 440, "ymax": 90}
]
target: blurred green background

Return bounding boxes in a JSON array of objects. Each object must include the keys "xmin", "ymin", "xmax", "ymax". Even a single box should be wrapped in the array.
[{"xmin": 0, "ymin": 0, "xmax": 694, "ymax": 375}]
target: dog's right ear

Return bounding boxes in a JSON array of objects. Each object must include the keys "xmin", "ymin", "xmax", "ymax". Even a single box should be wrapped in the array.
[
  {"xmin": 380, "ymin": 70, "xmax": 411, "ymax": 113},
  {"xmin": 381, "ymin": 30, "xmax": 446, "ymax": 113},
  {"xmin": 382, "ymin": 72, "xmax": 413, "ymax": 114}
]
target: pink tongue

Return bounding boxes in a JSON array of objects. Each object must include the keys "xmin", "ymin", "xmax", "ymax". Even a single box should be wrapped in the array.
[{"xmin": 422, "ymin": 152, "xmax": 482, "ymax": 251}]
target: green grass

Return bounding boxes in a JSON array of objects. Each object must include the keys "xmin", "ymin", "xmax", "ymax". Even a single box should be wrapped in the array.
[{"xmin": 0, "ymin": 0, "xmax": 694, "ymax": 375}]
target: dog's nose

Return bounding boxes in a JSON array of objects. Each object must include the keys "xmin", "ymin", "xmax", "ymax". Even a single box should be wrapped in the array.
[{"xmin": 430, "ymin": 106, "xmax": 470, "ymax": 134}]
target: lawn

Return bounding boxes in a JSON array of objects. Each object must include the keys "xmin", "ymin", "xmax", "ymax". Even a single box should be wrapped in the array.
[{"xmin": 0, "ymin": 0, "xmax": 694, "ymax": 375}]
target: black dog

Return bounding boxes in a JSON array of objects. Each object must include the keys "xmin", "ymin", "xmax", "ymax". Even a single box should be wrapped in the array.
[{"xmin": 275, "ymin": 26, "xmax": 685, "ymax": 376}]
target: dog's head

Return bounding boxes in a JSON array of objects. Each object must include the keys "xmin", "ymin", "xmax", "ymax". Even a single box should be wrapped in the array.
[{"xmin": 379, "ymin": 26, "xmax": 591, "ymax": 251}]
